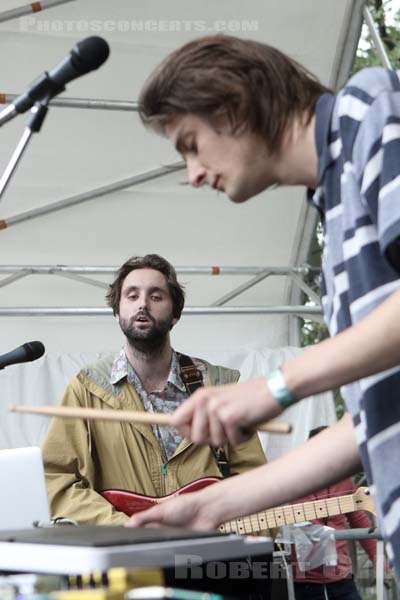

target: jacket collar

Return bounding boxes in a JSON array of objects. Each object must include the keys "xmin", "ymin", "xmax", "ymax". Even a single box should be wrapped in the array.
[{"xmin": 110, "ymin": 347, "xmax": 186, "ymax": 392}]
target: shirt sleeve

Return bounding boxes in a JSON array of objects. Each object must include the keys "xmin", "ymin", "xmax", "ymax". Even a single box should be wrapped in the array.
[
  {"xmin": 42, "ymin": 377, "xmax": 129, "ymax": 525},
  {"xmin": 346, "ymin": 508, "xmax": 377, "ymax": 563},
  {"xmin": 352, "ymin": 70, "xmax": 400, "ymax": 272}
]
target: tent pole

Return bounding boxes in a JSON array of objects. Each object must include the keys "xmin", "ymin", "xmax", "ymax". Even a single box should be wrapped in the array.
[
  {"xmin": 0, "ymin": 305, "xmax": 322, "ymax": 317},
  {"xmin": 0, "ymin": 162, "xmax": 184, "ymax": 230},
  {"xmin": 0, "ymin": 265, "xmax": 315, "ymax": 276},
  {"xmin": 0, "ymin": 95, "xmax": 138, "ymax": 112},
  {"xmin": 0, "ymin": 0, "xmax": 76, "ymax": 24},
  {"xmin": 212, "ymin": 270, "xmax": 273, "ymax": 306}
]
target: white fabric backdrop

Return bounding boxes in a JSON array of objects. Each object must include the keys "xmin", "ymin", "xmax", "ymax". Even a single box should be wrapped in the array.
[{"xmin": 0, "ymin": 346, "xmax": 336, "ymax": 460}]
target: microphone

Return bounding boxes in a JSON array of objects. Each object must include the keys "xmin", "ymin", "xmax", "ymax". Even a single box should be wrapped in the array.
[
  {"xmin": 0, "ymin": 341, "xmax": 45, "ymax": 370},
  {"xmin": 0, "ymin": 36, "xmax": 110, "ymax": 126}
]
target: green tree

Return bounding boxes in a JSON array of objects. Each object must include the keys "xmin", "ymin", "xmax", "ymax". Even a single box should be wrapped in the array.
[{"xmin": 356, "ymin": 0, "xmax": 400, "ymax": 70}]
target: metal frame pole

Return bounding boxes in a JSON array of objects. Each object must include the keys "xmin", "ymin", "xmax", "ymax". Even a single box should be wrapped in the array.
[
  {"xmin": 0, "ymin": 162, "xmax": 184, "ymax": 230},
  {"xmin": 0, "ymin": 95, "xmax": 138, "ymax": 112},
  {"xmin": 0, "ymin": 265, "xmax": 315, "ymax": 276},
  {"xmin": 212, "ymin": 269, "xmax": 273, "ymax": 307},
  {"xmin": 363, "ymin": 5, "xmax": 393, "ymax": 69},
  {"xmin": 0, "ymin": 0, "xmax": 76, "ymax": 23},
  {"xmin": 0, "ymin": 306, "xmax": 322, "ymax": 317},
  {"xmin": 0, "ymin": 264, "xmax": 322, "ymax": 318}
]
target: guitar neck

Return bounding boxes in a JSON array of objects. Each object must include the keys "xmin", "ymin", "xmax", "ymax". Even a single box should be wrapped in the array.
[{"xmin": 220, "ymin": 491, "xmax": 360, "ymax": 535}]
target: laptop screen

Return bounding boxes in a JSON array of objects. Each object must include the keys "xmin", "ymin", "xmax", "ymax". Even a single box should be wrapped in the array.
[{"xmin": 0, "ymin": 447, "xmax": 50, "ymax": 529}]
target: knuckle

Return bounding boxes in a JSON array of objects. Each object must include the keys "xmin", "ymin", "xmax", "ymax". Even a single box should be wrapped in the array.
[{"xmin": 195, "ymin": 392, "xmax": 208, "ymax": 409}]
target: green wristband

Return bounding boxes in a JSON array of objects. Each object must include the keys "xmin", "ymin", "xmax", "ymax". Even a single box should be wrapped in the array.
[{"xmin": 266, "ymin": 369, "xmax": 296, "ymax": 409}]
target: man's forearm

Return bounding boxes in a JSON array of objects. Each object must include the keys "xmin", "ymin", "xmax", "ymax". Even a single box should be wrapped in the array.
[
  {"xmin": 202, "ymin": 414, "xmax": 362, "ymax": 526},
  {"xmin": 49, "ymin": 478, "xmax": 129, "ymax": 525}
]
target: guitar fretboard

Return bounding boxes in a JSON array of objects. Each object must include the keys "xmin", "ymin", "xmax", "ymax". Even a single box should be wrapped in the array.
[{"xmin": 219, "ymin": 493, "xmax": 359, "ymax": 534}]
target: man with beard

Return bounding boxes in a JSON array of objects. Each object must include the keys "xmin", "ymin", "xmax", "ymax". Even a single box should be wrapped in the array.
[{"xmin": 41, "ymin": 254, "xmax": 268, "ymax": 525}]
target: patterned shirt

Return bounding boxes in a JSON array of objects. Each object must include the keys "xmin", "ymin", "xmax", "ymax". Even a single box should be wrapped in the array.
[
  {"xmin": 110, "ymin": 348, "xmax": 206, "ymax": 461},
  {"xmin": 309, "ymin": 67, "xmax": 400, "ymax": 577}
]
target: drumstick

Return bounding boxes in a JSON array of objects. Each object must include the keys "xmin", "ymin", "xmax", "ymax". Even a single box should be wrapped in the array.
[{"xmin": 9, "ymin": 404, "xmax": 292, "ymax": 434}]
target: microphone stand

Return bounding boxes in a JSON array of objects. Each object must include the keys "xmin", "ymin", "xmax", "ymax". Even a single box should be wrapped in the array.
[{"xmin": 0, "ymin": 96, "xmax": 50, "ymax": 202}]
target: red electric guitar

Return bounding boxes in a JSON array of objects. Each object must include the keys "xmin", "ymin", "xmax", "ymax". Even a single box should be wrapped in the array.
[{"xmin": 100, "ymin": 478, "xmax": 376, "ymax": 534}]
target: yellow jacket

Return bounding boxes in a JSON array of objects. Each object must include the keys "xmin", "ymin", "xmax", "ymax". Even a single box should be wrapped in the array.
[{"xmin": 42, "ymin": 355, "xmax": 268, "ymax": 526}]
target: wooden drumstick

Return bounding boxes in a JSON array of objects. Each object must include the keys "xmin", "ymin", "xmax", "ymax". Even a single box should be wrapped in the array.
[{"xmin": 9, "ymin": 404, "xmax": 292, "ymax": 434}]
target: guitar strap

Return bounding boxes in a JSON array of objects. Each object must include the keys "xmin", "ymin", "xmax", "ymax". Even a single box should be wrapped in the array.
[{"xmin": 177, "ymin": 352, "xmax": 232, "ymax": 478}]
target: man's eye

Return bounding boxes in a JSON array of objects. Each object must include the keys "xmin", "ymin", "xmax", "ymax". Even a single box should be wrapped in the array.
[
  {"xmin": 182, "ymin": 140, "xmax": 197, "ymax": 156},
  {"xmin": 151, "ymin": 295, "xmax": 162, "ymax": 301},
  {"xmin": 128, "ymin": 295, "xmax": 138, "ymax": 300}
]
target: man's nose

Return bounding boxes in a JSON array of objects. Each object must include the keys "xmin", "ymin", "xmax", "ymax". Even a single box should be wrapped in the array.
[
  {"xmin": 138, "ymin": 296, "xmax": 149, "ymax": 310},
  {"xmin": 187, "ymin": 157, "xmax": 206, "ymax": 188}
]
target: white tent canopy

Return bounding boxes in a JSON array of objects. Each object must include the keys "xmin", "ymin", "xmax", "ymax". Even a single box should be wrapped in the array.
[{"xmin": 0, "ymin": 0, "xmax": 364, "ymax": 450}]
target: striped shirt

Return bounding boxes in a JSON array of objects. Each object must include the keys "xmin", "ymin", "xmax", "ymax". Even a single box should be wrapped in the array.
[{"xmin": 309, "ymin": 67, "xmax": 400, "ymax": 578}]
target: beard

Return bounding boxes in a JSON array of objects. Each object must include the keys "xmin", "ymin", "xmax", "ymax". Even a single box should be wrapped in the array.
[{"xmin": 119, "ymin": 311, "xmax": 174, "ymax": 354}]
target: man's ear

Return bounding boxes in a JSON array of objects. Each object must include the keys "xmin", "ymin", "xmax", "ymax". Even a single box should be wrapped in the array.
[
  {"xmin": 115, "ymin": 312, "xmax": 120, "ymax": 323},
  {"xmin": 171, "ymin": 317, "xmax": 179, "ymax": 329}
]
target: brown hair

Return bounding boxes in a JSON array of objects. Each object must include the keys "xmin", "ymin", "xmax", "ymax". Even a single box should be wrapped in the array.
[
  {"xmin": 139, "ymin": 35, "xmax": 330, "ymax": 153},
  {"xmin": 106, "ymin": 254, "xmax": 185, "ymax": 319}
]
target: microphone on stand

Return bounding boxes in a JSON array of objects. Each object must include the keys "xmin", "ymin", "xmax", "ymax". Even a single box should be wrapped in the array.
[
  {"xmin": 0, "ymin": 36, "xmax": 110, "ymax": 127},
  {"xmin": 0, "ymin": 341, "xmax": 45, "ymax": 370}
]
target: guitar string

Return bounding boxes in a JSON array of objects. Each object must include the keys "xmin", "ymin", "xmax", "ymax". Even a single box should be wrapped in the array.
[{"xmin": 223, "ymin": 490, "xmax": 372, "ymax": 533}]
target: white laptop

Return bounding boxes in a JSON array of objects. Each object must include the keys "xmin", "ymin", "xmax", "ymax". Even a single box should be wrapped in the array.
[{"xmin": 0, "ymin": 446, "xmax": 51, "ymax": 530}]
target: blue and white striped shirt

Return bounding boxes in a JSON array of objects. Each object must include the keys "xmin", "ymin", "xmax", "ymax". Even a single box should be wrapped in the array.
[{"xmin": 309, "ymin": 67, "xmax": 400, "ymax": 577}]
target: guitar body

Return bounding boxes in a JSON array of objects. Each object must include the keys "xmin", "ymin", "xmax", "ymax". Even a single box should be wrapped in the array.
[
  {"xmin": 101, "ymin": 477, "xmax": 375, "ymax": 533},
  {"xmin": 100, "ymin": 476, "xmax": 220, "ymax": 516}
]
